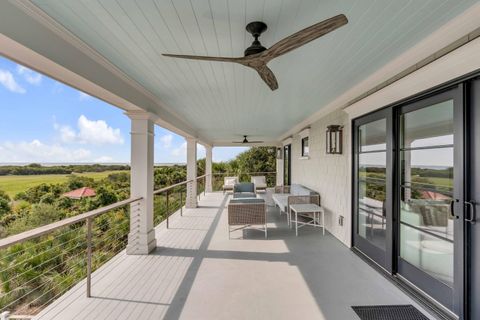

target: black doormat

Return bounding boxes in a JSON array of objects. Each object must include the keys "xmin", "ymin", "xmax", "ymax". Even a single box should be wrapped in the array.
[{"xmin": 352, "ymin": 305, "xmax": 429, "ymax": 320}]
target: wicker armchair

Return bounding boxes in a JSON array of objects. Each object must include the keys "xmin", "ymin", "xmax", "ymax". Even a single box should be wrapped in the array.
[
  {"xmin": 223, "ymin": 176, "xmax": 239, "ymax": 194},
  {"xmin": 251, "ymin": 176, "xmax": 267, "ymax": 192},
  {"xmin": 228, "ymin": 198, "xmax": 267, "ymax": 239}
]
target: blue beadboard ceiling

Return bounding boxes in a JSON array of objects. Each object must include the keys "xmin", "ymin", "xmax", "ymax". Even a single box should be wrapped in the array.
[{"xmin": 32, "ymin": 0, "xmax": 477, "ymax": 144}]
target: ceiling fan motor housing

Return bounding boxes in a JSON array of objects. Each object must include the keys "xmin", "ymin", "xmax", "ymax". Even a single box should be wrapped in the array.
[{"xmin": 244, "ymin": 21, "xmax": 268, "ymax": 56}]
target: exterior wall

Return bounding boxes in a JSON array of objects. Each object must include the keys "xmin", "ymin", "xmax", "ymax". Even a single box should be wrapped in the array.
[
  {"xmin": 289, "ymin": 32, "xmax": 480, "ymax": 249},
  {"xmin": 291, "ymin": 110, "xmax": 352, "ymax": 246}
]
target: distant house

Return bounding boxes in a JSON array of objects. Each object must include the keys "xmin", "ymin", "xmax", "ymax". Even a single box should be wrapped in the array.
[
  {"xmin": 63, "ymin": 187, "xmax": 96, "ymax": 199},
  {"xmin": 420, "ymin": 190, "xmax": 450, "ymax": 201}
]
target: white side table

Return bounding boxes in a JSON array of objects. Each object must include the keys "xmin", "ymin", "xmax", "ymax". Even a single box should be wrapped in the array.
[{"xmin": 289, "ymin": 203, "xmax": 325, "ymax": 236}]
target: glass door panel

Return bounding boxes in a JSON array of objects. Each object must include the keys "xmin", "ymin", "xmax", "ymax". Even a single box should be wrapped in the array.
[
  {"xmin": 397, "ymin": 92, "xmax": 463, "ymax": 314},
  {"xmin": 354, "ymin": 111, "xmax": 392, "ymax": 270}
]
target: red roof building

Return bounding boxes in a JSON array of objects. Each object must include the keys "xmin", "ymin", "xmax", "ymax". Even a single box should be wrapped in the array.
[
  {"xmin": 62, "ymin": 187, "xmax": 96, "ymax": 199},
  {"xmin": 420, "ymin": 190, "xmax": 450, "ymax": 200}
]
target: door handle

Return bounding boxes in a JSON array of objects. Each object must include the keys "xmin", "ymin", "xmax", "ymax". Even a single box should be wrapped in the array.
[
  {"xmin": 465, "ymin": 201, "xmax": 476, "ymax": 224},
  {"xmin": 450, "ymin": 199, "xmax": 459, "ymax": 218}
]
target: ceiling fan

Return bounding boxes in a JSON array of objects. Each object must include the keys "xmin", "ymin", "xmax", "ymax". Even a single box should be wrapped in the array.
[
  {"xmin": 233, "ymin": 135, "xmax": 264, "ymax": 144},
  {"xmin": 162, "ymin": 14, "xmax": 348, "ymax": 90}
]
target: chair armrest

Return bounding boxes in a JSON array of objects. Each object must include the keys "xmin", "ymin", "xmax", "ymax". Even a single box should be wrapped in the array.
[{"xmin": 287, "ymin": 194, "xmax": 320, "ymax": 207}]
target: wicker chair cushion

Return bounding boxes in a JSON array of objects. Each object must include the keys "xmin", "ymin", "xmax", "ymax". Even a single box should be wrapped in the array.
[{"xmin": 233, "ymin": 182, "xmax": 255, "ymax": 193}]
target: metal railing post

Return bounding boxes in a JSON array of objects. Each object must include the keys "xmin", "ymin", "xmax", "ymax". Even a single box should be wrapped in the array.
[
  {"xmin": 197, "ymin": 178, "xmax": 200, "ymax": 201},
  {"xmin": 166, "ymin": 190, "xmax": 169, "ymax": 229},
  {"xmin": 86, "ymin": 217, "xmax": 92, "ymax": 298},
  {"xmin": 180, "ymin": 188, "xmax": 183, "ymax": 216},
  {"xmin": 204, "ymin": 175, "xmax": 206, "ymax": 196}
]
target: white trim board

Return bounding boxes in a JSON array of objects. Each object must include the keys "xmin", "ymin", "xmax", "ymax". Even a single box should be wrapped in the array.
[{"xmin": 344, "ymin": 37, "xmax": 480, "ymax": 119}]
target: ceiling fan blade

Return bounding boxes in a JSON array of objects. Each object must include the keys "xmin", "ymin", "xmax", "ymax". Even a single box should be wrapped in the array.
[
  {"xmin": 162, "ymin": 53, "xmax": 242, "ymax": 63},
  {"xmin": 261, "ymin": 14, "xmax": 348, "ymax": 61},
  {"xmin": 254, "ymin": 65, "xmax": 278, "ymax": 91}
]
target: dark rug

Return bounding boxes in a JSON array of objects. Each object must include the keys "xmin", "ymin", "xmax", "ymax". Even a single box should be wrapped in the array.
[{"xmin": 351, "ymin": 304, "xmax": 429, "ymax": 320}]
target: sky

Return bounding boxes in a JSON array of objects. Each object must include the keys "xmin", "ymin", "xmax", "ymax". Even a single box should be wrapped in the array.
[{"xmin": 0, "ymin": 56, "xmax": 247, "ymax": 164}]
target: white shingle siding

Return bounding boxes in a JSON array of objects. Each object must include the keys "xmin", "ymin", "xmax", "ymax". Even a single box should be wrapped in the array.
[{"xmin": 291, "ymin": 109, "xmax": 352, "ymax": 247}]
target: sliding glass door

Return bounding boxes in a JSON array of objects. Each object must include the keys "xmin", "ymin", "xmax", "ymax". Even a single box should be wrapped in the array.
[
  {"xmin": 353, "ymin": 109, "xmax": 393, "ymax": 270},
  {"xmin": 353, "ymin": 85, "xmax": 466, "ymax": 317},
  {"xmin": 397, "ymin": 87, "xmax": 464, "ymax": 314}
]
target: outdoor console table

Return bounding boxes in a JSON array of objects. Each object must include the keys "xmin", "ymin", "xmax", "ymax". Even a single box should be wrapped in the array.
[{"xmin": 289, "ymin": 203, "xmax": 325, "ymax": 236}]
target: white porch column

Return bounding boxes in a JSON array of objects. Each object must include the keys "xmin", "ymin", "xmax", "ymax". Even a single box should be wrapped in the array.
[
  {"xmin": 205, "ymin": 146, "xmax": 213, "ymax": 193},
  {"xmin": 186, "ymin": 137, "xmax": 197, "ymax": 208},
  {"xmin": 276, "ymin": 153, "xmax": 284, "ymax": 186},
  {"xmin": 126, "ymin": 111, "xmax": 156, "ymax": 255}
]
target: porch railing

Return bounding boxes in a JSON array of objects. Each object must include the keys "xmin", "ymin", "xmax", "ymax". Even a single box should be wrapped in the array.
[
  {"xmin": 152, "ymin": 174, "xmax": 207, "ymax": 229},
  {"xmin": 0, "ymin": 196, "xmax": 141, "ymax": 318},
  {"xmin": 0, "ymin": 174, "xmax": 210, "ymax": 319}
]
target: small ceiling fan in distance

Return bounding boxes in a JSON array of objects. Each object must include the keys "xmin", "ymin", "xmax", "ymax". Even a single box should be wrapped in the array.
[
  {"xmin": 162, "ymin": 14, "xmax": 348, "ymax": 90},
  {"xmin": 233, "ymin": 135, "xmax": 264, "ymax": 144}
]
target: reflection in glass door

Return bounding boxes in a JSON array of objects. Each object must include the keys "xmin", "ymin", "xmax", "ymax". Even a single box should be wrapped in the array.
[
  {"xmin": 397, "ymin": 88, "xmax": 464, "ymax": 314},
  {"xmin": 353, "ymin": 110, "xmax": 392, "ymax": 270}
]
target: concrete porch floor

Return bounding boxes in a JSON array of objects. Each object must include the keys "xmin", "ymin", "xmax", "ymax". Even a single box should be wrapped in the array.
[{"xmin": 34, "ymin": 192, "xmax": 435, "ymax": 320}]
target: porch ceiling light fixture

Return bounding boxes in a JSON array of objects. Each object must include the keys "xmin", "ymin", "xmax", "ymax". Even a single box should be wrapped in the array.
[
  {"xmin": 326, "ymin": 125, "xmax": 343, "ymax": 154},
  {"xmin": 276, "ymin": 147, "xmax": 283, "ymax": 159}
]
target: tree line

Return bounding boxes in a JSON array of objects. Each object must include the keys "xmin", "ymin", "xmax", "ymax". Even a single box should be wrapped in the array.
[{"xmin": 0, "ymin": 163, "xmax": 130, "ymax": 176}]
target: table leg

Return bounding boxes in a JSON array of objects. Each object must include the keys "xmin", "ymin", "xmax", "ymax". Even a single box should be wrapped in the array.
[
  {"xmin": 295, "ymin": 211, "xmax": 298, "ymax": 236},
  {"xmin": 288, "ymin": 208, "xmax": 291, "ymax": 228},
  {"xmin": 322, "ymin": 211, "xmax": 325, "ymax": 235}
]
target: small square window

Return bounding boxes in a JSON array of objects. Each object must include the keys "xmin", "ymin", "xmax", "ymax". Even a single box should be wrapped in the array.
[{"xmin": 301, "ymin": 137, "xmax": 309, "ymax": 157}]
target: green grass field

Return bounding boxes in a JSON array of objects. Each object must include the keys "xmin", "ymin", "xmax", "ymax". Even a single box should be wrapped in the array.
[{"xmin": 0, "ymin": 171, "xmax": 128, "ymax": 198}]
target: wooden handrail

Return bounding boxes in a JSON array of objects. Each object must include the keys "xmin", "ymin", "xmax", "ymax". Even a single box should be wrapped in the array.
[{"xmin": 0, "ymin": 196, "xmax": 142, "ymax": 250}]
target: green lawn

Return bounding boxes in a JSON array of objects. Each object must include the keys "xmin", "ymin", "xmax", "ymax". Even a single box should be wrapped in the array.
[{"xmin": 0, "ymin": 171, "xmax": 128, "ymax": 198}]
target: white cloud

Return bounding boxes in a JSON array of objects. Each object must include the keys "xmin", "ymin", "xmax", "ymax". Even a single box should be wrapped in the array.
[
  {"xmin": 94, "ymin": 156, "xmax": 113, "ymax": 163},
  {"xmin": 0, "ymin": 140, "xmax": 91, "ymax": 162},
  {"xmin": 54, "ymin": 115, "xmax": 124, "ymax": 145},
  {"xmin": 171, "ymin": 141, "xmax": 186, "ymax": 157},
  {"xmin": 54, "ymin": 123, "xmax": 76, "ymax": 143},
  {"xmin": 159, "ymin": 134, "xmax": 173, "ymax": 148},
  {"xmin": 16, "ymin": 65, "xmax": 42, "ymax": 85},
  {"xmin": 77, "ymin": 115, "xmax": 124, "ymax": 145},
  {"xmin": 79, "ymin": 92, "xmax": 92, "ymax": 101},
  {"xmin": 0, "ymin": 69, "xmax": 26, "ymax": 93}
]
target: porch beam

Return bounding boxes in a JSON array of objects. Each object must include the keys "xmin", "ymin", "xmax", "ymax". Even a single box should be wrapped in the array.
[
  {"xmin": 125, "ymin": 111, "xmax": 156, "ymax": 255},
  {"xmin": 186, "ymin": 138, "xmax": 198, "ymax": 208},
  {"xmin": 276, "ymin": 156, "xmax": 284, "ymax": 186},
  {"xmin": 205, "ymin": 146, "xmax": 213, "ymax": 193}
]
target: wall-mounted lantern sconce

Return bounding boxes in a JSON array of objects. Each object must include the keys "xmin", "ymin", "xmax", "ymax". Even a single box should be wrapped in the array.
[
  {"xmin": 276, "ymin": 147, "xmax": 283, "ymax": 159},
  {"xmin": 326, "ymin": 125, "xmax": 343, "ymax": 154}
]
